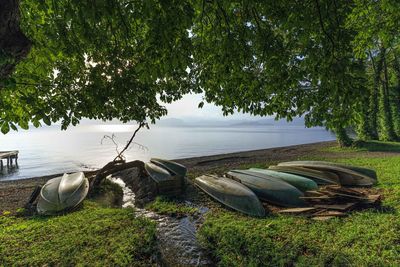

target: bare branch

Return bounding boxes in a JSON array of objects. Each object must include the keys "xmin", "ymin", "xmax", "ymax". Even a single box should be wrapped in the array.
[{"xmin": 113, "ymin": 122, "xmax": 146, "ymax": 162}]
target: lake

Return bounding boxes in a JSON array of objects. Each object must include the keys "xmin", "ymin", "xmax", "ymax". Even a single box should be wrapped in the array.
[{"xmin": 0, "ymin": 124, "xmax": 335, "ymax": 180}]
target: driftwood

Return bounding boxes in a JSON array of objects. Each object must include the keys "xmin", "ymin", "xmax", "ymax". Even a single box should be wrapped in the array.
[
  {"xmin": 89, "ymin": 160, "xmax": 146, "ymax": 194},
  {"xmin": 90, "ymin": 123, "xmax": 147, "ymax": 192},
  {"xmin": 278, "ymin": 185, "xmax": 382, "ymax": 220}
]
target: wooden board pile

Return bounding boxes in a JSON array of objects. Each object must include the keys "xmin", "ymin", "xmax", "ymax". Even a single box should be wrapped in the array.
[{"xmin": 278, "ymin": 185, "xmax": 382, "ymax": 220}]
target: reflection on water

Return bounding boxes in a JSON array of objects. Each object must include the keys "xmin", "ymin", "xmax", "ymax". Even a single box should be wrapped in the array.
[{"xmin": 0, "ymin": 124, "xmax": 335, "ymax": 180}]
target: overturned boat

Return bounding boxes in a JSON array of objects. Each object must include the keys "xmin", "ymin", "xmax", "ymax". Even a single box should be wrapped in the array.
[
  {"xmin": 227, "ymin": 170, "xmax": 307, "ymax": 207},
  {"xmin": 268, "ymin": 165, "xmax": 340, "ymax": 185},
  {"xmin": 37, "ymin": 172, "xmax": 89, "ymax": 215},
  {"xmin": 245, "ymin": 168, "xmax": 318, "ymax": 192},
  {"xmin": 195, "ymin": 174, "xmax": 266, "ymax": 217},
  {"xmin": 278, "ymin": 161, "xmax": 377, "ymax": 186},
  {"xmin": 150, "ymin": 158, "xmax": 187, "ymax": 178},
  {"xmin": 145, "ymin": 162, "xmax": 184, "ymax": 196}
]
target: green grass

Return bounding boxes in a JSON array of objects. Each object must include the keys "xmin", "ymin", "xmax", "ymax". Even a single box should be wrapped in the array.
[
  {"xmin": 2, "ymin": 141, "xmax": 400, "ymax": 266},
  {"xmin": 197, "ymin": 143, "xmax": 400, "ymax": 266},
  {"xmin": 324, "ymin": 140, "xmax": 400, "ymax": 153},
  {"xmin": 146, "ymin": 196, "xmax": 198, "ymax": 217},
  {"xmin": 0, "ymin": 201, "xmax": 157, "ymax": 266}
]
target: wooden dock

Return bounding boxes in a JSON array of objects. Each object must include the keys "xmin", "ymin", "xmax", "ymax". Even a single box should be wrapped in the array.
[{"xmin": 0, "ymin": 150, "xmax": 19, "ymax": 170}]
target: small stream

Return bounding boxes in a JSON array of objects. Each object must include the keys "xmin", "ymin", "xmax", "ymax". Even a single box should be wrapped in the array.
[{"xmin": 110, "ymin": 177, "xmax": 212, "ymax": 266}]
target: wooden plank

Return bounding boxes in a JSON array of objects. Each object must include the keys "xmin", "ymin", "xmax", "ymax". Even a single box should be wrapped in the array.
[
  {"xmin": 304, "ymin": 190, "xmax": 326, "ymax": 197},
  {"xmin": 312, "ymin": 210, "xmax": 346, "ymax": 217},
  {"xmin": 300, "ymin": 195, "xmax": 333, "ymax": 200},
  {"xmin": 314, "ymin": 203, "xmax": 356, "ymax": 211},
  {"xmin": 278, "ymin": 207, "xmax": 317, "ymax": 214},
  {"xmin": 0, "ymin": 150, "xmax": 19, "ymax": 159}
]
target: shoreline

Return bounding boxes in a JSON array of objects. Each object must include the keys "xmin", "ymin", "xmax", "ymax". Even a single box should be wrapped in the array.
[
  {"xmin": 1, "ymin": 141, "xmax": 336, "ymax": 184},
  {"xmin": 1, "ymin": 141, "xmax": 338, "ymax": 212}
]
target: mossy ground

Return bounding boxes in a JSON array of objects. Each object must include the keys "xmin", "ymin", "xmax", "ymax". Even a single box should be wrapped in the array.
[
  {"xmin": 0, "ymin": 180, "xmax": 157, "ymax": 266},
  {"xmin": 196, "ymin": 141, "xmax": 400, "ymax": 266},
  {"xmin": 146, "ymin": 196, "xmax": 198, "ymax": 217},
  {"xmin": 0, "ymin": 201, "xmax": 157, "ymax": 266}
]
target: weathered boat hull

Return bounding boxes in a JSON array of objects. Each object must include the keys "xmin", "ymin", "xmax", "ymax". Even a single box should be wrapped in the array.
[
  {"xmin": 279, "ymin": 161, "xmax": 377, "ymax": 180},
  {"xmin": 268, "ymin": 165, "xmax": 339, "ymax": 185},
  {"xmin": 37, "ymin": 172, "xmax": 89, "ymax": 215},
  {"xmin": 278, "ymin": 161, "xmax": 376, "ymax": 186},
  {"xmin": 195, "ymin": 175, "xmax": 265, "ymax": 217},
  {"xmin": 227, "ymin": 171, "xmax": 307, "ymax": 207},
  {"xmin": 150, "ymin": 158, "xmax": 187, "ymax": 177},
  {"xmin": 145, "ymin": 162, "xmax": 184, "ymax": 196},
  {"xmin": 246, "ymin": 168, "xmax": 318, "ymax": 192}
]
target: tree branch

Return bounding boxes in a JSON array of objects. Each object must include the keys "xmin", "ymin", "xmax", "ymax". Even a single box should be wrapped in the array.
[{"xmin": 113, "ymin": 122, "xmax": 145, "ymax": 161}]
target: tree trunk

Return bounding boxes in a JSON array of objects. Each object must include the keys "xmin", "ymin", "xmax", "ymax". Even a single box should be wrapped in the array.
[
  {"xmin": 391, "ymin": 54, "xmax": 400, "ymax": 137},
  {"xmin": 378, "ymin": 48, "xmax": 397, "ymax": 141},
  {"xmin": 367, "ymin": 52, "xmax": 379, "ymax": 139},
  {"xmin": 357, "ymin": 91, "xmax": 372, "ymax": 140},
  {"xmin": 335, "ymin": 127, "xmax": 352, "ymax": 147},
  {"xmin": 0, "ymin": 0, "xmax": 31, "ymax": 81}
]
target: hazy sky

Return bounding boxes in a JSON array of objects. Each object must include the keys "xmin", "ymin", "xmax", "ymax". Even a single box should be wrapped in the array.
[{"xmin": 163, "ymin": 93, "xmax": 266, "ymax": 120}]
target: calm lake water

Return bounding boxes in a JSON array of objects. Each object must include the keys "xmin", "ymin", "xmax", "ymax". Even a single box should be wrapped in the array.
[{"xmin": 0, "ymin": 124, "xmax": 335, "ymax": 180}]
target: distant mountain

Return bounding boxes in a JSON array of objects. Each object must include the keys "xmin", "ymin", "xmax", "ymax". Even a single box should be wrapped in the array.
[
  {"xmin": 265, "ymin": 117, "xmax": 306, "ymax": 126},
  {"xmin": 156, "ymin": 118, "xmax": 187, "ymax": 127},
  {"xmin": 155, "ymin": 116, "xmax": 307, "ymax": 128},
  {"xmin": 229, "ymin": 117, "xmax": 305, "ymax": 127},
  {"xmin": 228, "ymin": 120, "xmax": 273, "ymax": 127}
]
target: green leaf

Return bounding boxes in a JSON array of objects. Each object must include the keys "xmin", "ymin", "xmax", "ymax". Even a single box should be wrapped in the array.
[
  {"xmin": 43, "ymin": 116, "xmax": 51, "ymax": 126},
  {"xmin": 1, "ymin": 122, "xmax": 10, "ymax": 134},
  {"xmin": 33, "ymin": 120, "xmax": 41, "ymax": 128},
  {"xmin": 10, "ymin": 123, "xmax": 18, "ymax": 131}
]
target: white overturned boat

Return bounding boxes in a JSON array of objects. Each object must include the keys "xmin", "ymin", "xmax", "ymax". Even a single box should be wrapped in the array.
[{"xmin": 37, "ymin": 172, "xmax": 89, "ymax": 215}]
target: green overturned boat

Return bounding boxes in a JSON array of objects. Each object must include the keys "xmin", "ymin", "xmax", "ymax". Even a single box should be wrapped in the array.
[
  {"xmin": 145, "ymin": 162, "xmax": 172, "ymax": 183},
  {"xmin": 246, "ymin": 168, "xmax": 318, "ymax": 192},
  {"xmin": 150, "ymin": 158, "xmax": 187, "ymax": 178},
  {"xmin": 278, "ymin": 161, "xmax": 377, "ymax": 186},
  {"xmin": 145, "ymin": 162, "xmax": 184, "ymax": 196},
  {"xmin": 227, "ymin": 171, "xmax": 307, "ymax": 207},
  {"xmin": 268, "ymin": 165, "xmax": 339, "ymax": 185},
  {"xmin": 195, "ymin": 175, "xmax": 266, "ymax": 217}
]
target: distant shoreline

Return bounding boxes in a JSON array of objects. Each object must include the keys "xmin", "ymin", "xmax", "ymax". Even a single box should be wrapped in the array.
[{"xmin": 1, "ymin": 140, "xmax": 336, "ymax": 183}]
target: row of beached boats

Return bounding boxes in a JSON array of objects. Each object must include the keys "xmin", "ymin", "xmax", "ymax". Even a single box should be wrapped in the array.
[
  {"xmin": 35, "ymin": 158, "xmax": 377, "ymax": 218},
  {"xmin": 36, "ymin": 158, "xmax": 187, "ymax": 215},
  {"xmin": 194, "ymin": 161, "xmax": 377, "ymax": 217}
]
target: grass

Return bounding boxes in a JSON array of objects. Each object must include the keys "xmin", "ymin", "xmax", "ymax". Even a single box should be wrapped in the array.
[
  {"xmin": 145, "ymin": 196, "xmax": 198, "ymax": 217},
  {"xmin": 197, "ymin": 141, "xmax": 400, "ymax": 266},
  {"xmin": 1, "ymin": 141, "xmax": 400, "ymax": 266},
  {"xmin": 324, "ymin": 140, "xmax": 400, "ymax": 153},
  {"xmin": 0, "ymin": 201, "xmax": 158, "ymax": 266}
]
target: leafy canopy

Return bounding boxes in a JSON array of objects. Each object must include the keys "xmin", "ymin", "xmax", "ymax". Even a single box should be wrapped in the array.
[{"xmin": 0, "ymin": 0, "xmax": 393, "ymax": 135}]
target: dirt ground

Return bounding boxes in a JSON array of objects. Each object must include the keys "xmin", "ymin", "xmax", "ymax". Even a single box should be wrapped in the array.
[{"xmin": 0, "ymin": 140, "xmax": 395, "ymax": 212}]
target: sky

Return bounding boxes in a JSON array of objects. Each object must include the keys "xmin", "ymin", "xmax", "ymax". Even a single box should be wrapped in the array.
[{"xmin": 162, "ymin": 93, "xmax": 266, "ymax": 121}]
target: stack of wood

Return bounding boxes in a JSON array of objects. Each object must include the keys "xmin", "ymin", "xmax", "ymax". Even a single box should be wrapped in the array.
[{"xmin": 278, "ymin": 185, "xmax": 382, "ymax": 220}]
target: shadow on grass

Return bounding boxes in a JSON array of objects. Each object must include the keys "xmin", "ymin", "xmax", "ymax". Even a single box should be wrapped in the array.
[
  {"xmin": 354, "ymin": 141, "xmax": 400, "ymax": 152},
  {"xmin": 375, "ymin": 205, "xmax": 397, "ymax": 214}
]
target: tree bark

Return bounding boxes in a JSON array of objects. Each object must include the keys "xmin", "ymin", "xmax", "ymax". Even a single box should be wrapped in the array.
[
  {"xmin": 0, "ymin": 0, "xmax": 31, "ymax": 81},
  {"xmin": 378, "ymin": 47, "xmax": 397, "ymax": 141},
  {"xmin": 391, "ymin": 54, "xmax": 400, "ymax": 137},
  {"xmin": 89, "ymin": 160, "xmax": 146, "ymax": 194},
  {"xmin": 367, "ymin": 52, "xmax": 379, "ymax": 139},
  {"xmin": 335, "ymin": 127, "xmax": 352, "ymax": 147}
]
